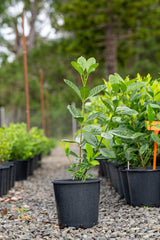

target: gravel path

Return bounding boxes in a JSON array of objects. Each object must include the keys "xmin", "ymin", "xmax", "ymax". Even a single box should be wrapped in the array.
[{"xmin": 1, "ymin": 145, "xmax": 160, "ymax": 240}]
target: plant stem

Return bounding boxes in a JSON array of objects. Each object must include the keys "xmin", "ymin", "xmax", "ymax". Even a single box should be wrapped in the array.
[{"xmin": 79, "ymin": 100, "xmax": 85, "ymax": 163}]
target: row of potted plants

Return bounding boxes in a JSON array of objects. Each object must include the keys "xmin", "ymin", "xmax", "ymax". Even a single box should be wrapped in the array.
[
  {"xmin": 53, "ymin": 56, "xmax": 160, "ymax": 229},
  {"xmin": 87, "ymin": 72, "xmax": 160, "ymax": 207},
  {"xmin": 0, "ymin": 123, "xmax": 56, "ymax": 197}
]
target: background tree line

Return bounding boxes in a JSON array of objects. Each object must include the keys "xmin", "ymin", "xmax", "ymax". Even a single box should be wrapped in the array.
[{"xmin": 0, "ymin": 0, "xmax": 160, "ymax": 138}]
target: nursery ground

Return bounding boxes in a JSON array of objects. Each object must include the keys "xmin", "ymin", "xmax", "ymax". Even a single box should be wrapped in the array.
[{"xmin": 0, "ymin": 145, "xmax": 160, "ymax": 240}]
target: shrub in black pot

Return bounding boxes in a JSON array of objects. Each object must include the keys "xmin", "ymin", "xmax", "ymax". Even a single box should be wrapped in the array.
[
  {"xmin": 101, "ymin": 74, "xmax": 160, "ymax": 206},
  {"xmin": 53, "ymin": 57, "xmax": 106, "ymax": 228}
]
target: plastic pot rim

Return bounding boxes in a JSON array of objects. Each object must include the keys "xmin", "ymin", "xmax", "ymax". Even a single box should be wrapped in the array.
[{"xmin": 52, "ymin": 178, "xmax": 101, "ymax": 185}]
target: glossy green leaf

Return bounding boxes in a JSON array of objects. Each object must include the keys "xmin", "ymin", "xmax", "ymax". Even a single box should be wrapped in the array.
[
  {"xmin": 67, "ymin": 105, "xmax": 84, "ymax": 123},
  {"xmin": 132, "ymin": 132, "xmax": 145, "ymax": 138},
  {"xmin": 114, "ymin": 73, "xmax": 127, "ymax": 92},
  {"xmin": 90, "ymin": 160, "xmax": 99, "ymax": 166},
  {"xmin": 86, "ymin": 143, "xmax": 93, "ymax": 161},
  {"xmin": 116, "ymin": 106, "xmax": 138, "ymax": 115},
  {"xmin": 83, "ymin": 132, "xmax": 98, "ymax": 148},
  {"xmin": 77, "ymin": 56, "xmax": 86, "ymax": 71},
  {"xmin": 109, "ymin": 74, "xmax": 120, "ymax": 92},
  {"xmin": 85, "ymin": 112, "xmax": 107, "ymax": 122},
  {"xmin": 83, "ymin": 125, "xmax": 102, "ymax": 135},
  {"xmin": 62, "ymin": 139, "xmax": 78, "ymax": 143},
  {"xmin": 88, "ymin": 85, "xmax": 106, "ymax": 98},
  {"xmin": 110, "ymin": 128, "xmax": 135, "ymax": 139},
  {"xmin": 70, "ymin": 151, "xmax": 79, "ymax": 158},
  {"xmin": 101, "ymin": 132, "xmax": 113, "ymax": 140},
  {"xmin": 87, "ymin": 63, "xmax": 99, "ymax": 75},
  {"xmin": 151, "ymin": 132, "xmax": 160, "ymax": 145},
  {"xmin": 150, "ymin": 103, "xmax": 160, "ymax": 109},
  {"xmin": 147, "ymin": 104, "xmax": 155, "ymax": 126},
  {"xmin": 140, "ymin": 144, "xmax": 149, "ymax": 155},
  {"xmin": 101, "ymin": 98, "xmax": 114, "ymax": 111},
  {"xmin": 71, "ymin": 61, "xmax": 83, "ymax": 75},
  {"xmin": 127, "ymin": 82, "xmax": 146, "ymax": 92},
  {"xmin": 64, "ymin": 79, "xmax": 81, "ymax": 99},
  {"xmin": 80, "ymin": 86, "xmax": 90, "ymax": 100},
  {"xmin": 86, "ymin": 57, "xmax": 96, "ymax": 70},
  {"xmin": 100, "ymin": 148, "xmax": 116, "ymax": 158}
]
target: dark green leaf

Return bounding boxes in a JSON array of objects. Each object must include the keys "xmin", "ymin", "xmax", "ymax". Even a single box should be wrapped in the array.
[
  {"xmin": 83, "ymin": 132, "xmax": 98, "ymax": 148},
  {"xmin": 100, "ymin": 148, "xmax": 116, "ymax": 158},
  {"xmin": 62, "ymin": 139, "xmax": 78, "ymax": 143},
  {"xmin": 88, "ymin": 85, "xmax": 106, "ymax": 98},
  {"xmin": 80, "ymin": 86, "xmax": 90, "ymax": 100},
  {"xmin": 151, "ymin": 132, "xmax": 160, "ymax": 145},
  {"xmin": 67, "ymin": 105, "xmax": 84, "ymax": 123},
  {"xmin": 140, "ymin": 144, "xmax": 149, "ymax": 155},
  {"xmin": 101, "ymin": 98, "xmax": 114, "ymax": 111},
  {"xmin": 85, "ymin": 112, "xmax": 107, "ymax": 122},
  {"xmin": 147, "ymin": 104, "xmax": 155, "ymax": 126},
  {"xmin": 64, "ymin": 79, "xmax": 81, "ymax": 98}
]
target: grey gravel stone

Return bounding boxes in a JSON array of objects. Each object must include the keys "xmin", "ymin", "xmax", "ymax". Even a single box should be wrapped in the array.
[{"xmin": 1, "ymin": 145, "xmax": 160, "ymax": 239}]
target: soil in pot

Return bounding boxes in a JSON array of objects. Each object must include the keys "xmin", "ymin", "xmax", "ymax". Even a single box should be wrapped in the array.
[{"xmin": 52, "ymin": 178, "xmax": 101, "ymax": 229}]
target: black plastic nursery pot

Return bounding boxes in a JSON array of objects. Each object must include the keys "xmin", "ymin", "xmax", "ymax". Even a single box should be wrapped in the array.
[
  {"xmin": 0, "ymin": 166, "xmax": 5, "ymax": 197},
  {"xmin": 120, "ymin": 169, "xmax": 131, "ymax": 204},
  {"xmin": 127, "ymin": 168, "xmax": 160, "ymax": 207},
  {"xmin": 2, "ymin": 162, "xmax": 15, "ymax": 190},
  {"xmin": 0, "ymin": 165, "xmax": 10, "ymax": 196},
  {"xmin": 15, "ymin": 160, "xmax": 29, "ymax": 181},
  {"xmin": 52, "ymin": 178, "xmax": 101, "ymax": 229},
  {"xmin": 38, "ymin": 152, "xmax": 42, "ymax": 168},
  {"xmin": 28, "ymin": 158, "xmax": 34, "ymax": 176},
  {"xmin": 108, "ymin": 161, "xmax": 124, "ymax": 198},
  {"xmin": 95, "ymin": 156, "xmax": 109, "ymax": 178},
  {"xmin": 33, "ymin": 155, "xmax": 39, "ymax": 170}
]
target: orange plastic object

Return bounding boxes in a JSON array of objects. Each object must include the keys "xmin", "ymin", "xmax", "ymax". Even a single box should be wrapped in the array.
[
  {"xmin": 146, "ymin": 121, "xmax": 160, "ymax": 131},
  {"xmin": 146, "ymin": 121, "xmax": 160, "ymax": 170}
]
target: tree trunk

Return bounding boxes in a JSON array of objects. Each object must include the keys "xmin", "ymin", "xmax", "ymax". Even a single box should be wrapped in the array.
[{"xmin": 105, "ymin": 23, "xmax": 117, "ymax": 80}]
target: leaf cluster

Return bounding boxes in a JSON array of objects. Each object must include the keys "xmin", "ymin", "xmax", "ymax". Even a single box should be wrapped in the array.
[
  {"xmin": 87, "ymin": 73, "xmax": 160, "ymax": 168},
  {"xmin": 61, "ymin": 56, "xmax": 106, "ymax": 180}
]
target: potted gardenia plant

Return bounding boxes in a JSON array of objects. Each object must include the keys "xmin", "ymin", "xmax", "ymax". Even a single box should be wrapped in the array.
[{"xmin": 52, "ymin": 56, "xmax": 106, "ymax": 229}]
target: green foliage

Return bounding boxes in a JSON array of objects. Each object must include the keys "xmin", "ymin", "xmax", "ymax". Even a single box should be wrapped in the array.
[
  {"xmin": 0, "ymin": 128, "xmax": 11, "ymax": 163},
  {"xmin": 0, "ymin": 123, "xmax": 56, "ymax": 162},
  {"xmin": 62, "ymin": 56, "xmax": 105, "ymax": 181},
  {"xmin": 87, "ymin": 73, "xmax": 160, "ymax": 168}
]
